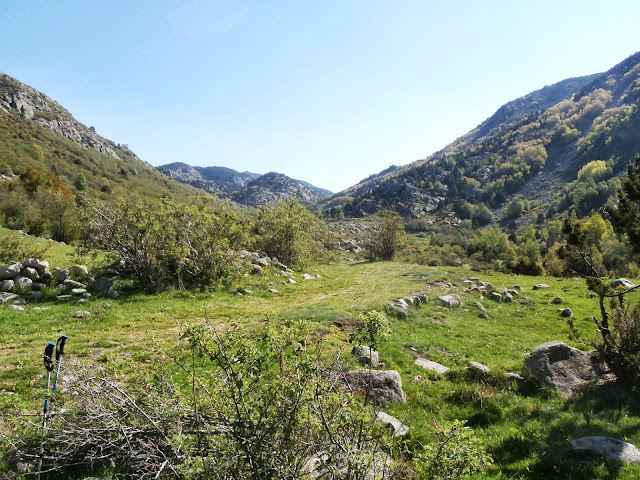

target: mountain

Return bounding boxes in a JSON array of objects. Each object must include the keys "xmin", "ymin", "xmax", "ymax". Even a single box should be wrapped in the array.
[
  {"xmin": 321, "ymin": 52, "xmax": 640, "ymax": 222},
  {"xmin": 0, "ymin": 72, "xmax": 196, "ymax": 202},
  {"xmin": 158, "ymin": 163, "xmax": 333, "ymax": 207},
  {"xmin": 156, "ymin": 162, "xmax": 260, "ymax": 194},
  {"xmin": 231, "ymin": 171, "xmax": 333, "ymax": 207}
]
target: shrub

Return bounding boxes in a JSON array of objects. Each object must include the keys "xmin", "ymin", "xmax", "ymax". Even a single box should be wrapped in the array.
[{"xmin": 369, "ymin": 209, "xmax": 405, "ymax": 261}]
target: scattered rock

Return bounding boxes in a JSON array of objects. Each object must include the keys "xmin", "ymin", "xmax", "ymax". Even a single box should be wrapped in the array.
[
  {"xmin": 414, "ymin": 358, "xmax": 449, "ymax": 375},
  {"xmin": 107, "ymin": 289, "xmax": 119, "ymax": 299},
  {"xmin": 559, "ymin": 308, "xmax": 573, "ymax": 317},
  {"xmin": 506, "ymin": 372, "xmax": 525, "ymax": 387},
  {"xmin": 490, "ymin": 292, "xmax": 502, "ymax": 303},
  {"xmin": 385, "ymin": 303, "xmax": 408, "ymax": 319},
  {"xmin": 74, "ymin": 311, "xmax": 91, "ymax": 318},
  {"xmin": 438, "ymin": 294, "xmax": 461, "ymax": 308},
  {"xmin": 467, "ymin": 361, "xmax": 490, "ymax": 374},
  {"xmin": 570, "ymin": 437, "xmax": 640, "ymax": 464},
  {"xmin": 352, "ymin": 345, "xmax": 380, "ymax": 367},
  {"xmin": 533, "ymin": 284, "xmax": 550, "ymax": 290},
  {"xmin": 268, "ymin": 288, "xmax": 279, "ymax": 294},
  {"xmin": 503, "ymin": 293, "xmax": 513, "ymax": 303},
  {"xmin": 250, "ymin": 265, "xmax": 263, "ymax": 275},
  {"xmin": 302, "ymin": 273, "xmax": 315, "ymax": 280},
  {"xmin": 376, "ymin": 411, "xmax": 409, "ymax": 437},
  {"xmin": 552, "ymin": 297, "xmax": 564, "ymax": 304},
  {"xmin": 6, "ymin": 304, "xmax": 24, "ymax": 311},
  {"xmin": 71, "ymin": 288, "xmax": 87, "ymax": 295}
]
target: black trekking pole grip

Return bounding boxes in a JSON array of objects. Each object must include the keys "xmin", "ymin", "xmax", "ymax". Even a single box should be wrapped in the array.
[
  {"xmin": 55, "ymin": 335, "xmax": 68, "ymax": 362},
  {"xmin": 44, "ymin": 343, "xmax": 55, "ymax": 372}
]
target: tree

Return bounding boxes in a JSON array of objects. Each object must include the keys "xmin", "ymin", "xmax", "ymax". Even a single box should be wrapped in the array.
[
  {"xmin": 369, "ymin": 208, "xmax": 404, "ymax": 261},
  {"xmin": 253, "ymin": 197, "xmax": 331, "ymax": 268}
]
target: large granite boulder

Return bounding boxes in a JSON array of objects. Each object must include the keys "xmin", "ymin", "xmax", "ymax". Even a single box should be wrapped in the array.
[
  {"xmin": 352, "ymin": 345, "xmax": 380, "ymax": 367},
  {"xmin": 0, "ymin": 262, "xmax": 21, "ymax": 280},
  {"xmin": 523, "ymin": 341, "xmax": 602, "ymax": 397},
  {"xmin": 345, "ymin": 370, "xmax": 406, "ymax": 406}
]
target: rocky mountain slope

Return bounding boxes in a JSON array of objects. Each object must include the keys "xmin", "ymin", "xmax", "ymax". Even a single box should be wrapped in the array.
[
  {"xmin": 318, "ymin": 52, "xmax": 640, "ymax": 222},
  {"xmin": 158, "ymin": 163, "xmax": 332, "ymax": 207},
  {"xmin": 0, "ymin": 72, "xmax": 196, "ymax": 202}
]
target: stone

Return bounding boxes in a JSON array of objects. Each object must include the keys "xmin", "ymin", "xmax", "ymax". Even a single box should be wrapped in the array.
[
  {"xmin": 21, "ymin": 267, "xmax": 39, "ymax": 281},
  {"xmin": 250, "ymin": 265, "xmax": 263, "ymax": 275},
  {"xmin": 611, "ymin": 278, "xmax": 635, "ymax": 289},
  {"xmin": 385, "ymin": 303, "xmax": 408, "ymax": 319},
  {"xmin": 523, "ymin": 341, "xmax": 601, "ymax": 397},
  {"xmin": 438, "ymin": 294, "xmax": 461, "ymax": 308},
  {"xmin": 416, "ymin": 293, "xmax": 427, "ymax": 303},
  {"xmin": 414, "ymin": 358, "xmax": 449, "ymax": 375},
  {"xmin": 559, "ymin": 308, "xmax": 573, "ymax": 317},
  {"xmin": 376, "ymin": 411, "xmax": 409, "ymax": 437},
  {"xmin": 92, "ymin": 277, "xmax": 113, "ymax": 293},
  {"xmin": 288, "ymin": 278, "xmax": 297, "ymax": 284},
  {"xmin": 345, "ymin": 370, "xmax": 406, "ymax": 405},
  {"xmin": 467, "ymin": 361, "xmax": 490, "ymax": 374},
  {"xmin": 14, "ymin": 275, "xmax": 32, "ymax": 289},
  {"xmin": 54, "ymin": 268, "xmax": 69, "ymax": 283},
  {"xmin": 268, "ymin": 288, "xmax": 279, "ymax": 294},
  {"xmin": 404, "ymin": 296, "xmax": 414, "ymax": 305},
  {"xmin": 22, "ymin": 258, "xmax": 39, "ymax": 268},
  {"xmin": 473, "ymin": 301, "xmax": 486, "ymax": 313},
  {"xmin": 513, "ymin": 284, "xmax": 524, "ymax": 291},
  {"xmin": 1, "ymin": 280, "xmax": 14, "ymax": 292},
  {"xmin": 107, "ymin": 289, "xmax": 119, "ymax": 299},
  {"xmin": 255, "ymin": 257, "xmax": 271, "ymax": 268},
  {"xmin": 0, "ymin": 262, "xmax": 21, "ymax": 280},
  {"xmin": 352, "ymin": 345, "xmax": 380, "ymax": 367},
  {"xmin": 503, "ymin": 293, "xmax": 513, "ymax": 303},
  {"xmin": 35, "ymin": 260, "xmax": 50, "ymax": 275},
  {"xmin": 69, "ymin": 265, "xmax": 89, "ymax": 279},
  {"xmin": 302, "ymin": 273, "xmax": 315, "ymax": 280},
  {"xmin": 485, "ymin": 283, "xmax": 494, "ymax": 292},
  {"xmin": 64, "ymin": 279, "xmax": 86, "ymax": 289},
  {"xmin": 506, "ymin": 372, "xmax": 525, "ymax": 386},
  {"xmin": 533, "ymin": 283, "xmax": 550, "ymax": 290},
  {"xmin": 552, "ymin": 297, "xmax": 564, "ymax": 304},
  {"xmin": 74, "ymin": 311, "xmax": 91, "ymax": 318},
  {"xmin": 570, "ymin": 437, "xmax": 640, "ymax": 464},
  {"xmin": 490, "ymin": 292, "xmax": 502, "ymax": 303},
  {"xmin": 6, "ymin": 304, "xmax": 24, "ymax": 311},
  {"xmin": 31, "ymin": 282, "xmax": 46, "ymax": 291},
  {"xmin": 71, "ymin": 288, "xmax": 87, "ymax": 295},
  {"xmin": 0, "ymin": 292, "xmax": 19, "ymax": 303}
]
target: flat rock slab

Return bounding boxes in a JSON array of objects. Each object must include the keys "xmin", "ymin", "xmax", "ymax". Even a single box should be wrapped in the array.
[
  {"xmin": 0, "ymin": 293, "xmax": 19, "ymax": 303},
  {"xmin": 414, "ymin": 358, "xmax": 449, "ymax": 375},
  {"xmin": 570, "ymin": 437, "xmax": 640, "ymax": 464}
]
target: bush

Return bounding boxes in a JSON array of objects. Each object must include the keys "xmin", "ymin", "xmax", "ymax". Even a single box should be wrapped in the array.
[
  {"xmin": 253, "ymin": 197, "xmax": 331, "ymax": 268},
  {"xmin": 369, "ymin": 209, "xmax": 405, "ymax": 261}
]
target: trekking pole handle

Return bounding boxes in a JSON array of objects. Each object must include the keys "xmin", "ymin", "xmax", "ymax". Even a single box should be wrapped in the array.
[
  {"xmin": 55, "ymin": 335, "xmax": 67, "ymax": 362},
  {"xmin": 44, "ymin": 343, "xmax": 55, "ymax": 372}
]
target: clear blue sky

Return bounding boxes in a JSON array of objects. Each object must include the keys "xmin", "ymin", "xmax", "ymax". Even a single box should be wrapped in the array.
[{"xmin": 2, "ymin": 1, "xmax": 639, "ymax": 192}]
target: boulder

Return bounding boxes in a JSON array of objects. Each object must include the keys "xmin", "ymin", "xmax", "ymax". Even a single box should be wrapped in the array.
[
  {"xmin": 1, "ymin": 280, "xmax": 14, "ymax": 292},
  {"xmin": 0, "ymin": 262, "xmax": 21, "ymax": 280},
  {"xmin": 438, "ymin": 294, "xmax": 461, "ymax": 308},
  {"xmin": 107, "ymin": 289, "xmax": 119, "ymax": 299},
  {"xmin": 35, "ymin": 260, "xmax": 50, "ymax": 275},
  {"xmin": 490, "ymin": 292, "xmax": 502, "ymax": 303},
  {"xmin": 54, "ymin": 268, "xmax": 69, "ymax": 283},
  {"xmin": 352, "ymin": 345, "xmax": 380, "ymax": 367},
  {"xmin": 31, "ymin": 282, "xmax": 46, "ymax": 291},
  {"xmin": 523, "ymin": 341, "xmax": 602, "ymax": 397},
  {"xmin": 345, "ymin": 370, "xmax": 406, "ymax": 406},
  {"xmin": 559, "ymin": 308, "xmax": 573, "ymax": 317},
  {"xmin": 14, "ymin": 275, "xmax": 33, "ymax": 289},
  {"xmin": 385, "ymin": 303, "xmax": 408, "ymax": 319},
  {"xmin": 414, "ymin": 358, "xmax": 449, "ymax": 375},
  {"xmin": 64, "ymin": 279, "xmax": 86, "ymax": 289},
  {"xmin": 503, "ymin": 293, "xmax": 513, "ymax": 303},
  {"xmin": 92, "ymin": 277, "xmax": 113, "ymax": 293},
  {"xmin": 250, "ymin": 265, "xmax": 263, "ymax": 275},
  {"xmin": 302, "ymin": 273, "xmax": 315, "ymax": 280},
  {"xmin": 74, "ymin": 311, "xmax": 91, "ymax": 318},
  {"xmin": 570, "ymin": 437, "xmax": 640, "ymax": 464},
  {"xmin": 7, "ymin": 304, "xmax": 24, "ymax": 311},
  {"xmin": 22, "ymin": 258, "xmax": 39, "ymax": 268},
  {"xmin": 552, "ymin": 297, "xmax": 564, "ymax": 304},
  {"xmin": 416, "ymin": 293, "xmax": 427, "ymax": 303},
  {"xmin": 533, "ymin": 283, "xmax": 550, "ymax": 290},
  {"xmin": 21, "ymin": 267, "xmax": 39, "ymax": 281},
  {"xmin": 69, "ymin": 265, "xmax": 89, "ymax": 279}
]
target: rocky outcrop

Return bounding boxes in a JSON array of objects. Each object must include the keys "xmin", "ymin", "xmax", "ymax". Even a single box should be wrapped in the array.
[{"xmin": 0, "ymin": 72, "xmax": 121, "ymax": 159}]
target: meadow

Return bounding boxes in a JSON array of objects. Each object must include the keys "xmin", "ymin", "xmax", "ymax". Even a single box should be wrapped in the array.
[{"xmin": 2, "ymin": 227, "xmax": 640, "ymax": 479}]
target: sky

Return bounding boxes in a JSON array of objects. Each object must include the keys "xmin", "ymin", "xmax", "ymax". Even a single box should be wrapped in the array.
[{"xmin": 1, "ymin": 1, "xmax": 640, "ymax": 192}]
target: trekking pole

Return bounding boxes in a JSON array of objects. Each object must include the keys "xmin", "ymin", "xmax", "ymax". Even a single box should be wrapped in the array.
[{"xmin": 37, "ymin": 342, "xmax": 56, "ymax": 480}]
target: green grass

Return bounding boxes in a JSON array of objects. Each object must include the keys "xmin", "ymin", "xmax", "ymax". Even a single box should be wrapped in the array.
[{"xmin": 2, "ymin": 238, "xmax": 640, "ymax": 478}]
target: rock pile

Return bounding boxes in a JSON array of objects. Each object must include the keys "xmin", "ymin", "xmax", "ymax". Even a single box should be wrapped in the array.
[
  {"xmin": 464, "ymin": 277, "xmax": 522, "ymax": 303},
  {"xmin": 385, "ymin": 292, "xmax": 428, "ymax": 318}
]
